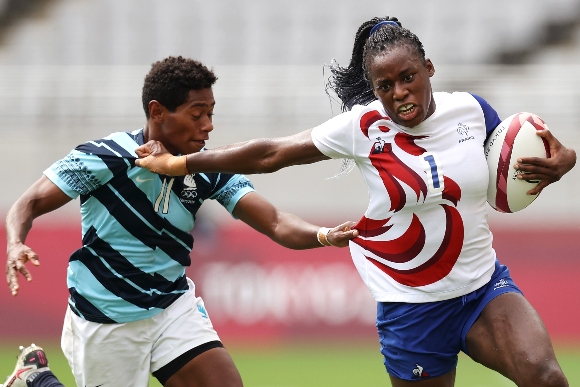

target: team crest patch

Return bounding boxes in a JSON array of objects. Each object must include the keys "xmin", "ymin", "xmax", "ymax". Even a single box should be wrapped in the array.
[
  {"xmin": 180, "ymin": 174, "xmax": 198, "ymax": 202},
  {"xmin": 197, "ymin": 304, "xmax": 209, "ymax": 319},
  {"xmin": 456, "ymin": 123, "xmax": 474, "ymax": 143},
  {"xmin": 372, "ymin": 137, "xmax": 386, "ymax": 154},
  {"xmin": 412, "ymin": 363, "xmax": 430, "ymax": 378},
  {"xmin": 493, "ymin": 278, "xmax": 510, "ymax": 290}
]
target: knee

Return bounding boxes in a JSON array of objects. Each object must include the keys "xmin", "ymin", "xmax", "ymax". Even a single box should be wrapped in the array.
[{"xmin": 515, "ymin": 359, "xmax": 568, "ymax": 387}]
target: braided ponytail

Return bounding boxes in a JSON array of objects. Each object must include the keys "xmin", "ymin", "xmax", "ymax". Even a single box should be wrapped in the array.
[{"xmin": 326, "ymin": 16, "xmax": 425, "ymax": 112}]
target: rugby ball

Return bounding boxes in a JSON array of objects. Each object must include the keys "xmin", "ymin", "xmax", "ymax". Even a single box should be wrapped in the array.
[{"xmin": 485, "ymin": 112, "xmax": 551, "ymax": 213}]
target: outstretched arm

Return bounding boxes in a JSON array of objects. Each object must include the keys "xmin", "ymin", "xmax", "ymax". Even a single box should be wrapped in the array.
[
  {"xmin": 6, "ymin": 176, "xmax": 72, "ymax": 296},
  {"xmin": 135, "ymin": 129, "xmax": 330, "ymax": 176},
  {"xmin": 232, "ymin": 192, "xmax": 358, "ymax": 250},
  {"xmin": 513, "ymin": 129, "xmax": 576, "ymax": 195}
]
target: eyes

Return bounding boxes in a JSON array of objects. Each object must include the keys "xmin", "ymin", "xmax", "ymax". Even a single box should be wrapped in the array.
[
  {"xmin": 375, "ymin": 73, "xmax": 415, "ymax": 92},
  {"xmin": 191, "ymin": 111, "xmax": 214, "ymax": 121}
]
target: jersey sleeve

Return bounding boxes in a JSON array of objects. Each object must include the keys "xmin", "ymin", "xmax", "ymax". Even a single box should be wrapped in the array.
[
  {"xmin": 43, "ymin": 141, "xmax": 134, "ymax": 199},
  {"xmin": 311, "ymin": 110, "xmax": 356, "ymax": 159},
  {"xmin": 209, "ymin": 174, "xmax": 255, "ymax": 214},
  {"xmin": 470, "ymin": 93, "xmax": 502, "ymax": 140}
]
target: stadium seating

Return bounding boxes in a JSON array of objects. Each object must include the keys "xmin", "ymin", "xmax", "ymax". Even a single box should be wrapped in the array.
[{"xmin": 0, "ymin": 0, "xmax": 578, "ymax": 224}]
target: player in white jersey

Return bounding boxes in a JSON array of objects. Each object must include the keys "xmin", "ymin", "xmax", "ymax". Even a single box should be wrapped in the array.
[
  {"xmin": 3, "ymin": 56, "xmax": 358, "ymax": 387},
  {"xmin": 135, "ymin": 18, "xmax": 576, "ymax": 387}
]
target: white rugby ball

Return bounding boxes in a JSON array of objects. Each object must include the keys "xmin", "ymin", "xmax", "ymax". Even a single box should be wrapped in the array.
[{"xmin": 485, "ymin": 112, "xmax": 550, "ymax": 213}]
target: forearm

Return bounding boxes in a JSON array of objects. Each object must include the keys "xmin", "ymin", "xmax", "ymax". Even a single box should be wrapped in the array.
[
  {"xmin": 5, "ymin": 197, "xmax": 35, "ymax": 247},
  {"xmin": 135, "ymin": 129, "xmax": 328, "ymax": 176},
  {"xmin": 186, "ymin": 138, "xmax": 285, "ymax": 174},
  {"xmin": 6, "ymin": 177, "xmax": 72, "ymax": 247},
  {"xmin": 267, "ymin": 212, "xmax": 323, "ymax": 250}
]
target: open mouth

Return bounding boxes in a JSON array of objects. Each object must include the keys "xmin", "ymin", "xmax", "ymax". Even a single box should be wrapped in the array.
[
  {"xmin": 398, "ymin": 104, "xmax": 416, "ymax": 117},
  {"xmin": 395, "ymin": 103, "xmax": 421, "ymax": 125}
]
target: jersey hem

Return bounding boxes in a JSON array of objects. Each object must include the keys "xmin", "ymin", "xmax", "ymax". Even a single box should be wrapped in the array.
[{"xmin": 371, "ymin": 264, "xmax": 495, "ymax": 303}]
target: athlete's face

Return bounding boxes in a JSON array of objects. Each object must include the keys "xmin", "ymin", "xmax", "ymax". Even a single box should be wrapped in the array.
[
  {"xmin": 152, "ymin": 88, "xmax": 215, "ymax": 155},
  {"xmin": 367, "ymin": 45, "xmax": 435, "ymax": 128}
]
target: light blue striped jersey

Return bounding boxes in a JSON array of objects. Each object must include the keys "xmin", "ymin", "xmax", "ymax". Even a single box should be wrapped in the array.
[{"xmin": 44, "ymin": 128, "xmax": 255, "ymax": 323}]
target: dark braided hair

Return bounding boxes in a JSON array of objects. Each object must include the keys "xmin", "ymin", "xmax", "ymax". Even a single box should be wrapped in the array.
[
  {"xmin": 142, "ymin": 56, "xmax": 217, "ymax": 118},
  {"xmin": 326, "ymin": 16, "xmax": 426, "ymax": 112}
]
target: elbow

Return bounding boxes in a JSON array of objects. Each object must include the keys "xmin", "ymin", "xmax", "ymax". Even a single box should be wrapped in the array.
[
  {"xmin": 258, "ymin": 153, "xmax": 285, "ymax": 173},
  {"xmin": 250, "ymin": 139, "xmax": 290, "ymax": 173},
  {"xmin": 259, "ymin": 161, "xmax": 283, "ymax": 174}
]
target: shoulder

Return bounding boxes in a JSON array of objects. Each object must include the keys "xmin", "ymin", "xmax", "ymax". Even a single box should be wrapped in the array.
[
  {"xmin": 76, "ymin": 130, "xmax": 141, "ymax": 158},
  {"xmin": 434, "ymin": 91, "xmax": 477, "ymax": 105},
  {"xmin": 435, "ymin": 91, "xmax": 497, "ymax": 112}
]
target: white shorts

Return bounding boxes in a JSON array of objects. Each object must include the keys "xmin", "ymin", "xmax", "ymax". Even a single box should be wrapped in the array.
[{"xmin": 61, "ymin": 278, "xmax": 221, "ymax": 386}]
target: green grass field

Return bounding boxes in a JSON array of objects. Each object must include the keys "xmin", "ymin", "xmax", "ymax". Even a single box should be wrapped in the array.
[{"xmin": 1, "ymin": 341, "xmax": 579, "ymax": 386}]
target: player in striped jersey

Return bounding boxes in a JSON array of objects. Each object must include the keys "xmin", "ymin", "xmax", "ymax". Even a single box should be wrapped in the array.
[
  {"xmin": 134, "ymin": 19, "xmax": 576, "ymax": 387},
  {"xmin": 4, "ymin": 56, "xmax": 358, "ymax": 387}
]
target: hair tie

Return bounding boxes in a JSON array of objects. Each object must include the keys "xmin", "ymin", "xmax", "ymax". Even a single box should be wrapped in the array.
[{"xmin": 369, "ymin": 20, "xmax": 399, "ymax": 36}]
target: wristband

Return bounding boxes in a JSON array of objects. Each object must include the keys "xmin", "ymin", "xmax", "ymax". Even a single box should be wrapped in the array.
[
  {"xmin": 167, "ymin": 155, "xmax": 189, "ymax": 176},
  {"xmin": 317, "ymin": 227, "xmax": 333, "ymax": 247}
]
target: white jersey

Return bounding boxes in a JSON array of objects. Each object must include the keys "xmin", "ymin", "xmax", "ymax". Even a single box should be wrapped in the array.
[{"xmin": 312, "ymin": 92, "xmax": 497, "ymax": 303}]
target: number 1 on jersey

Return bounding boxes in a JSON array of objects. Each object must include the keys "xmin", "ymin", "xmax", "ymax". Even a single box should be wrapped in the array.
[{"xmin": 422, "ymin": 153, "xmax": 444, "ymax": 193}]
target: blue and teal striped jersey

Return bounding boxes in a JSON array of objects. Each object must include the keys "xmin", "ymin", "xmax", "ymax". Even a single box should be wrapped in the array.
[{"xmin": 43, "ymin": 128, "xmax": 255, "ymax": 323}]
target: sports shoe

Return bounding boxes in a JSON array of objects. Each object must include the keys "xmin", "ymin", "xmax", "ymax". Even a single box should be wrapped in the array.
[{"xmin": 1, "ymin": 344, "xmax": 50, "ymax": 387}]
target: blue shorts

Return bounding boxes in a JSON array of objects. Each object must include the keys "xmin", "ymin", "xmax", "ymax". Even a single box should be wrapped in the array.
[{"xmin": 376, "ymin": 260, "xmax": 522, "ymax": 380}]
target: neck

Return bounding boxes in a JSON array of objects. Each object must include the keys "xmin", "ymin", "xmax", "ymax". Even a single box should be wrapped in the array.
[{"xmin": 143, "ymin": 122, "xmax": 151, "ymax": 142}]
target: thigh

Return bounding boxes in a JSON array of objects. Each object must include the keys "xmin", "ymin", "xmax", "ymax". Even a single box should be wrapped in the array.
[
  {"xmin": 377, "ymin": 300, "xmax": 466, "ymax": 381},
  {"xmin": 165, "ymin": 347, "xmax": 243, "ymax": 387},
  {"xmin": 150, "ymin": 284, "xmax": 223, "ymax": 372},
  {"xmin": 61, "ymin": 307, "xmax": 152, "ymax": 387},
  {"xmin": 151, "ymin": 282, "xmax": 242, "ymax": 386},
  {"xmin": 466, "ymin": 292, "xmax": 567, "ymax": 386}
]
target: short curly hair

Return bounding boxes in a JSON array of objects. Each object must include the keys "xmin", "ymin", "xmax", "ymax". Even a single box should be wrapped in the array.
[{"xmin": 142, "ymin": 56, "xmax": 218, "ymax": 118}]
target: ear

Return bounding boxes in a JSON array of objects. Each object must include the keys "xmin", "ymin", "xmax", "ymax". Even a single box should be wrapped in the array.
[
  {"xmin": 148, "ymin": 100, "xmax": 166, "ymax": 123},
  {"xmin": 425, "ymin": 58, "xmax": 435, "ymax": 77}
]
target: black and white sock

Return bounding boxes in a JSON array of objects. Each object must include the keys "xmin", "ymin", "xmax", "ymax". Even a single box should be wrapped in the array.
[{"xmin": 26, "ymin": 371, "xmax": 65, "ymax": 387}]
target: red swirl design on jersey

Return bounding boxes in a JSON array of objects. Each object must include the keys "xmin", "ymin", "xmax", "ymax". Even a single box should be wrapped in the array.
[
  {"xmin": 364, "ymin": 204, "xmax": 464, "ymax": 287},
  {"xmin": 360, "ymin": 111, "xmax": 391, "ymax": 138},
  {"xmin": 355, "ymin": 217, "xmax": 393, "ymax": 238},
  {"xmin": 442, "ymin": 175, "xmax": 461, "ymax": 206},
  {"xmin": 369, "ymin": 143, "xmax": 428, "ymax": 212},
  {"xmin": 354, "ymin": 110, "xmax": 465, "ymax": 287},
  {"xmin": 394, "ymin": 132, "xmax": 428, "ymax": 155},
  {"xmin": 353, "ymin": 214, "xmax": 425, "ymax": 263}
]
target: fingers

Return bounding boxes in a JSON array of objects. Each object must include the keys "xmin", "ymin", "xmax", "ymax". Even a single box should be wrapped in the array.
[
  {"xmin": 513, "ymin": 141, "xmax": 576, "ymax": 194},
  {"xmin": 6, "ymin": 259, "xmax": 30, "ymax": 296},
  {"xmin": 26, "ymin": 250, "xmax": 40, "ymax": 266},
  {"xmin": 327, "ymin": 221, "xmax": 359, "ymax": 247},
  {"xmin": 135, "ymin": 140, "xmax": 167, "ymax": 158},
  {"xmin": 135, "ymin": 140, "xmax": 156, "ymax": 158},
  {"xmin": 7, "ymin": 263, "xmax": 20, "ymax": 296},
  {"xmin": 134, "ymin": 155, "xmax": 159, "ymax": 171},
  {"xmin": 535, "ymin": 129, "xmax": 560, "ymax": 153},
  {"xmin": 134, "ymin": 141, "xmax": 186, "ymax": 175},
  {"xmin": 6, "ymin": 247, "xmax": 40, "ymax": 296},
  {"xmin": 134, "ymin": 147, "xmax": 150, "ymax": 158},
  {"xmin": 526, "ymin": 181, "xmax": 548, "ymax": 196}
]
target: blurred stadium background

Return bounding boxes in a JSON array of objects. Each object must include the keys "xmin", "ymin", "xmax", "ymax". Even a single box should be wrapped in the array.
[{"xmin": 1, "ymin": 0, "xmax": 579, "ymax": 385}]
